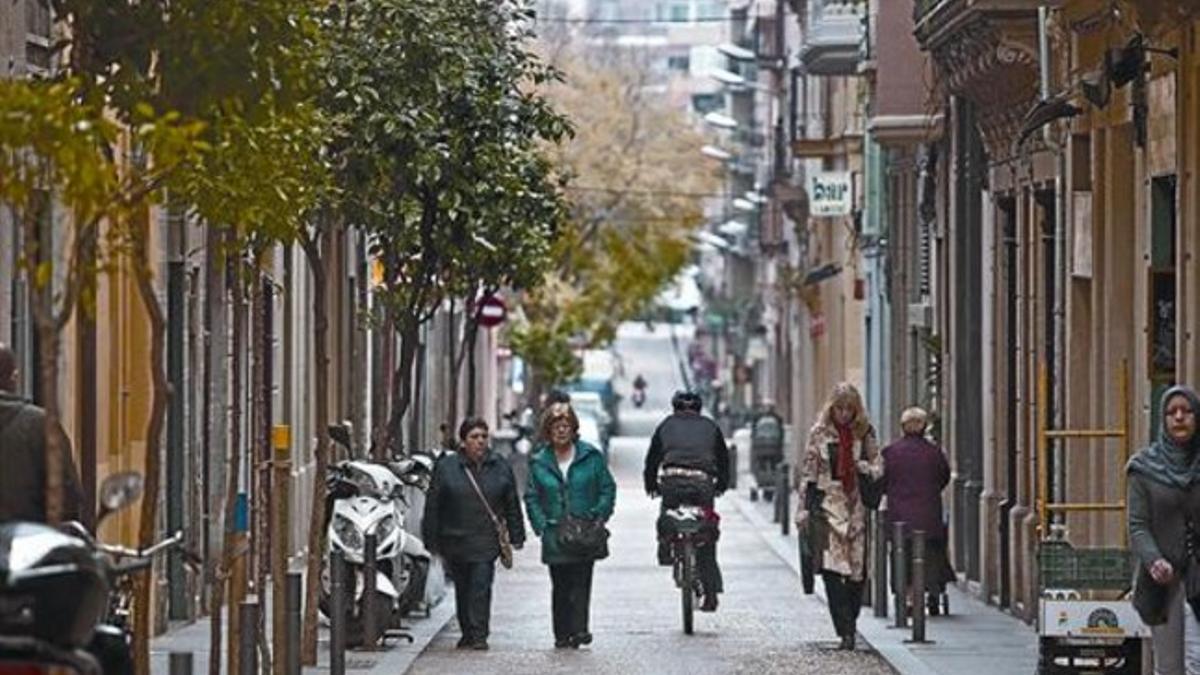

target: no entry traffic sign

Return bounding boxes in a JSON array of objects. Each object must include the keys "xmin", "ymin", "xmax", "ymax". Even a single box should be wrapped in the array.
[{"xmin": 476, "ymin": 294, "xmax": 507, "ymax": 328}]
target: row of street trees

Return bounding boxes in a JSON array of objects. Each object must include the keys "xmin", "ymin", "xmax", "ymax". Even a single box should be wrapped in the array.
[
  {"xmin": 1, "ymin": 1, "xmax": 571, "ymax": 672},
  {"xmin": 0, "ymin": 1, "xmax": 715, "ymax": 673}
]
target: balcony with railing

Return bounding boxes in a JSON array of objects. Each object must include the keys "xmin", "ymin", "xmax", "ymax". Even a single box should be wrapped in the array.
[
  {"xmin": 912, "ymin": 0, "xmax": 1051, "ymax": 50},
  {"xmin": 799, "ymin": 0, "xmax": 866, "ymax": 76}
]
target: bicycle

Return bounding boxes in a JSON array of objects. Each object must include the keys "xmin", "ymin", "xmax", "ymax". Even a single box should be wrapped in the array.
[{"xmin": 662, "ymin": 503, "xmax": 709, "ymax": 635}]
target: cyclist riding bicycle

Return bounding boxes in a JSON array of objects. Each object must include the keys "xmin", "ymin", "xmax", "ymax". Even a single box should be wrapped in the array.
[{"xmin": 644, "ymin": 389, "xmax": 730, "ymax": 612}]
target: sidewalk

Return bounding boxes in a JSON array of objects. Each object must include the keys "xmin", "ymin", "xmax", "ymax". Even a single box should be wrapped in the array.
[
  {"xmin": 731, "ymin": 482, "xmax": 1038, "ymax": 675},
  {"xmin": 149, "ymin": 581, "xmax": 456, "ymax": 673}
]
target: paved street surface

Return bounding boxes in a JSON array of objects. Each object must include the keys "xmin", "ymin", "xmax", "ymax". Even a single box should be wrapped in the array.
[
  {"xmin": 406, "ymin": 322, "xmax": 894, "ymax": 675},
  {"xmin": 151, "ymin": 320, "xmax": 1041, "ymax": 674},
  {"xmin": 736, "ymin": 491, "xmax": 1039, "ymax": 675},
  {"xmin": 406, "ymin": 436, "xmax": 894, "ymax": 675}
]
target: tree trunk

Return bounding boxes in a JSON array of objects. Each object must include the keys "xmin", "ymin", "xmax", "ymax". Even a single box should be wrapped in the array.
[
  {"xmin": 446, "ymin": 299, "xmax": 458, "ymax": 438},
  {"xmin": 300, "ymin": 229, "xmax": 332, "ymax": 665},
  {"xmin": 20, "ymin": 213, "xmax": 68, "ymax": 525},
  {"xmin": 130, "ymin": 218, "xmax": 172, "ymax": 675},
  {"xmin": 209, "ymin": 254, "xmax": 244, "ymax": 675},
  {"xmin": 451, "ymin": 297, "xmax": 481, "ymax": 418},
  {"xmin": 250, "ymin": 271, "xmax": 272, "ymax": 674},
  {"xmin": 370, "ymin": 313, "xmax": 394, "ymax": 456},
  {"xmin": 386, "ymin": 317, "xmax": 421, "ymax": 455}
]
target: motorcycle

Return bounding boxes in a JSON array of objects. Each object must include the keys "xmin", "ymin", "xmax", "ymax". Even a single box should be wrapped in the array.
[
  {"xmin": 0, "ymin": 471, "xmax": 181, "ymax": 674},
  {"xmin": 320, "ymin": 423, "xmax": 434, "ymax": 645},
  {"xmin": 631, "ymin": 388, "xmax": 647, "ymax": 408}
]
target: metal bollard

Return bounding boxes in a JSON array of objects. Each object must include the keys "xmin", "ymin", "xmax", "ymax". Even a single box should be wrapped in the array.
[
  {"xmin": 286, "ymin": 572, "xmax": 303, "ymax": 675},
  {"xmin": 330, "ymin": 551, "xmax": 346, "ymax": 675},
  {"xmin": 238, "ymin": 599, "xmax": 259, "ymax": 675},
  {"xmin": 873, "ymin": 510, "xmax": 888, "ymax": 618},
  {"xmin": 772, "ymin": 470, "xmax": 782, "ymax": 523},
  {"xmin": 780, "ymin": 464, "xmax": 790, "ymax": 537},
  {"xmin": 892, "ymin": 522, "xmax": 908, "ymax": 629},
  {"xmin": 909, "ymin": 530, "xmax": 930, "ymax": 643},
  {"xmin": 728, "ymin": 444, "xmax": 738, "ymax": 490},
  {"xmin": 363, "ymin": 533, "xmax": 379, "ymax": 648},
  {"xmin": 169, "ymin": 652, "xmax": 194, "ymax": 675}
]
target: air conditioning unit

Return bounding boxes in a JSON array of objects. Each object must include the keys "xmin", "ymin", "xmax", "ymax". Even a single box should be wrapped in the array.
[{"xmin": 908, "ymin": 301, "xmax": 933, "ymax": 329}]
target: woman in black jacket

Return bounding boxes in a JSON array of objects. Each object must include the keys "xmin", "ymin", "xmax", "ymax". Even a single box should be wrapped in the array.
[{"xmin": 422, "ymin": 417, "xmax": 526, "ymax": 650}]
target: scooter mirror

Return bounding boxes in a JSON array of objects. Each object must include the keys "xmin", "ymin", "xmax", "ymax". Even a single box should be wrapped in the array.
[
  {"xmin": 328, "ymin": 421, "xmax": 354, "ymax": 451},
  {"xmin": 98, "ymin": 471, "xmax": 144, "ymax": 523}
]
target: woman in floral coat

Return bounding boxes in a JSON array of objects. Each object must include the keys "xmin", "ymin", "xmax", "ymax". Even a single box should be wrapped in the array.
[{"xmin": 795, "ymin": 382, "xmax": 882, "ymax": 650}]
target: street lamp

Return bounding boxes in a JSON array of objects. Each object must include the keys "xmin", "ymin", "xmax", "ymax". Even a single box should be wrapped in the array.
[
  {"xmin": 708, "ymin": 68, "xmax": 746, "ymax": 87},
  {"xmin": 701, "ymin": 145, "xmax": 734, "ymax": 161},
  {"xmin": 703, "ymin": 111, "xmax": 738, "ymax": 130},
  {"xmin": 732, "ymin": 197, "xmax": 757, "ymax": 212},
  {"xmin": 717, "ymin": 43, "xmax": 756, "ymax": 61},
  {"xmin": 717, "ymin": 220, "xmax": 748, "ymax": 237}
]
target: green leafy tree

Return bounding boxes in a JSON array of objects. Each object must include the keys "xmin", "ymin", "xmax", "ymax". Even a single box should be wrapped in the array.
[
  {"xmin": 509, "ymin": 49, "xmax": 717, "ymax": 394},
  {"xmin": 47, "ymin": 2, "xmax": 328, "ymax": 672},
  {"xmin": 320, "ymin": 0, "xmax": 571, "ymax": 453},
  {"xmin": 0, "ymin": 80, "xmax": 205, "ymax": 532}
]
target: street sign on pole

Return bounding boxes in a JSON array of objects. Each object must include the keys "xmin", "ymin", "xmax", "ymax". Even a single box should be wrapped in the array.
[
  {"xmin": 809, "ymin": 172, "xmax": 852, "ymax": 217},
  {"xmin": 476, "ymin": 294, "xmax": 507, "ymax": 328}
]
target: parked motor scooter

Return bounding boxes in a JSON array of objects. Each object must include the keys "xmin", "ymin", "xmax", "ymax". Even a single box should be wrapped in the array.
[
  {"xmin": 319, "ymin": 423, "xmax": 434, "ymax": 644},
  {"xmin": 0, "ymin": 472, "xmax": 182, "ymax": 674}
]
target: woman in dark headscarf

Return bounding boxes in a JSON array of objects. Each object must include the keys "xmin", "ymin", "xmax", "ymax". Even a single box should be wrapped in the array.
[{"xmin": 1127, "ymin": 386, "xmax": 1200, "ymax": 674}]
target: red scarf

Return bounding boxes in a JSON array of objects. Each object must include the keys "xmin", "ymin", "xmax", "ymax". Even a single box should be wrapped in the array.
[{"xmin": 835, "ymin": 423, "xmax": 857, "ymax": 495}]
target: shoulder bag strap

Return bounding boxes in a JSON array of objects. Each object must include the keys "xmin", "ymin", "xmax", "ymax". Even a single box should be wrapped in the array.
[{"xmin": 462, "ymin": 464, "xmax": 505, "ymax": 533}]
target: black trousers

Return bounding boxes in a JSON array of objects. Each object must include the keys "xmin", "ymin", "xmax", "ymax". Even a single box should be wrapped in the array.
[
  {"xmin": 821, "ymin": 571, "xmax": 864, "ymax": 638},
  {"xmin": 447, "ymin": 559, "xmax": 495, "ymax": 641},
  {"xmin": 549, "ymin": 561, "xmax": 594, "ymax": 641}
]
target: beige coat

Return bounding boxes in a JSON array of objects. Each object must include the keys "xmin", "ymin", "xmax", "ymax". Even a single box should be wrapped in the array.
[{"xmin": 795, "ymin": 421, "xmax": 882, "ymax": 581}]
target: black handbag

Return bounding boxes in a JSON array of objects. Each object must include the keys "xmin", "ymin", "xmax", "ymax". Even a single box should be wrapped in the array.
[
  {"xmin": 556, "ymin": 488, "xmax": 609, "ymax": 560},
  {"xmin": 857, "ymin": 430, "xmax": 883, "ymax": 509}
]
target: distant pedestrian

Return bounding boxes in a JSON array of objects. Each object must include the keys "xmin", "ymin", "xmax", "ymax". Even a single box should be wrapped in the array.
[
  {"xmin": 0, "ymin": 343, "xmax": 84, "ymax": 524},
  {"xmin": 881, "ymin": 407, "xmax": 954, "ymax": 616},
  {"xmin": 422, "ymin": 417, "xmax": 526, "ymax": 650},
  {"xmin": 795, "ymin": 382, "xmax": 882, "ymax": 650},
  {"xmin": 1127, "ymin": 386, "xmax": 1200, "ymax": 674},
  {"xmin": 524, "ymin": 402, "xmax": 616, "ymax": 649}
]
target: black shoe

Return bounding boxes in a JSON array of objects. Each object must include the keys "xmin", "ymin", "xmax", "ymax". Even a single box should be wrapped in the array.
[
  {"xmin": 555, "ymin": 637, "xmax": 573, "ymax": 648},
  {"xmin": 572, "ymin": 632, "xmax": 593, "ymax": 646},
  {"xmin": 927, "ymin": 595, "xmax": 942, "ymax": 616},
  {"xmin": 456, "ymin": 636, "xmax": 472, "ymax": 649},
  {"xmin": 700, "ymin": 594, "xmax": 719, "ymax": 612},
  {"xmin": 838, "ymin": 634, "xmax": 855, "ymax": 651},
  {"xmin": 470, "ymin": 639, "xmax": 489, "ymax": 651}
]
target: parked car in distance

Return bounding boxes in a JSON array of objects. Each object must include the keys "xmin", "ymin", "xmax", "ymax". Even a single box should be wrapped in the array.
[
  {"xmin": 564, "ymin": 374, "xmax": 620, "ymax": 433},
  {"xmin": 569, "ymin": 391, "xmax": 611, "ymax": 449},
  {"xmin": 576, "ymin": 411, "xmax": 605, "ymax": 456}
]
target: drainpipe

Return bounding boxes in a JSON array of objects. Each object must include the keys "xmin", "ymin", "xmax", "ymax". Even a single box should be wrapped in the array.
[{"xmin": 1038, "ymin": 5, "xmax": 1069, "ymax": 512}]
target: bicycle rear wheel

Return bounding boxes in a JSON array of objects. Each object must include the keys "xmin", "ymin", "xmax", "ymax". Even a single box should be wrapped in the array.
[{"xmin": 681, "ymin": 539, "xmax": 695, "ymax": 635}]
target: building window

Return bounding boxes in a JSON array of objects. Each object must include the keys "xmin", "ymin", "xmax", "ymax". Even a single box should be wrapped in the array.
[
  {"xmin": 670, "ymin": 2, "xmax": 690, "ymax": 22},
  {"xmin": 25, "ymin": 0, "xmax": 52, "ymax": 72},
  {"xmin": 697, "ymin": 1, "xmax": 725, "ymax": 20},
  {"xmin": 667, "ymin": 55, "xmax": 690, "ymax": 72},
  {"xmin": 691, "ymin": 93, "xmax": 724, "ymax": 114}
]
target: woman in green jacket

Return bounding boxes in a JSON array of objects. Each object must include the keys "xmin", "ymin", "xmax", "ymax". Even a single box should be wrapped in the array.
[{"xmin": 524, "ymin": 402, "xmax": 616, "ymax": 649}]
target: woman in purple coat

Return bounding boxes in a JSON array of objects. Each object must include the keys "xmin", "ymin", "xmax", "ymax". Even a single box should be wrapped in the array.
[{"xmin": 882, "ymin": 407, "xmax": 955, "ymax": 615}]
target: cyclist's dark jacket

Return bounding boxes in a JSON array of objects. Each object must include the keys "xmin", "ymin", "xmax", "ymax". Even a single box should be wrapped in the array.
[{"xmin": 644, "ymin": 412, "xmax": 730, "ymax": 495}]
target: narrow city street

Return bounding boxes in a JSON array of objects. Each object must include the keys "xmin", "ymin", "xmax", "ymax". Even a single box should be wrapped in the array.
[{"xmin": 405, "ymin": 324, "xmax": 893, "ymax": 675}]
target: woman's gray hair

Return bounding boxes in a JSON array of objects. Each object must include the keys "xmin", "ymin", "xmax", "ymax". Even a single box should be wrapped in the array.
[{"xmin": 901, "ymin": 407, "xmax": 928, "ymax": 434}]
